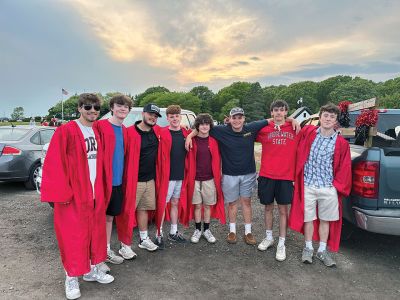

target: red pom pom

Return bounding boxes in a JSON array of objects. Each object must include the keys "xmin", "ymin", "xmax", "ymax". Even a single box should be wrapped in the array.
[
  {"xmin": 355, "ymin": 109, "xmax": 378, "ymax": 127},
  {"xmin": 338, "ymin": 101, "xmax": 352, "ymax": 113}
]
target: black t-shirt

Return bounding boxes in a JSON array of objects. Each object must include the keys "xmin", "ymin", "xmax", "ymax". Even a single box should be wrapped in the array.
[
  {"xmin": 210, "ymin": 120, "xmax": 268, "ymax": 175},
  {"xmin": 135, "ymin": 122, "xmax": 159, "ymax": 182},
  {"xmin": 169, "ymin": 129, "xmax": 186, "ymax": 180}
]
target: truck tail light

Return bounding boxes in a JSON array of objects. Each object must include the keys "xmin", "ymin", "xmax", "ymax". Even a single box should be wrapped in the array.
[
  {"xmin": 2, "ymin": 146, "xmax": 22, "ymax": 156},
  {"xmin": 352, "ymin": 161, "xmax": 379, "ymax": 199}
]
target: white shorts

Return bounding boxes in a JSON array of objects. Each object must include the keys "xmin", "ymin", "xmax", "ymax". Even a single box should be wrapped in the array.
[
  {"xmin": 304, "ymin": 186, "xmax": 339, "ymax": 222},
  {"xmin": 166, "ymin": 180, "xmax": 183, "ymax": 203}
]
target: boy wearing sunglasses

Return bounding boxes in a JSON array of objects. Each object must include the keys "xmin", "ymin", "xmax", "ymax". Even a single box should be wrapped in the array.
[{"xmin": 41, "ymin": 93, "xmax": 113, "ymax": 300}]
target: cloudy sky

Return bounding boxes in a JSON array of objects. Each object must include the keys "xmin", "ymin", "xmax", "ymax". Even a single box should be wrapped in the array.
[{"xmin": 1, "ymin": 0, "xmax": 400, "ymax": 117}]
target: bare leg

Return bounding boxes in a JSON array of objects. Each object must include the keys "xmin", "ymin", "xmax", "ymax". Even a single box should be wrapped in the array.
[
  {"xmin": 170, "ymin": 198, "xmax": 179, "ymax": 225},
  {"xmin": 278, "ymin": 204, "xmax": 288, "ymax": 238},
  {"xmin": 319, "ymin": 220, "xmax": 330, "ymax": 243},
  {"xmin": 194, "ymin": 204, "xmax": 202, "ymax": 223},
  {"xmin": 240, "ymin": 196, "xmax": 252, "ymax": 224},
  {"xmin": 304, "ymin": 221, "xmax": 314, "ymax": 242},
  {"xmin": 228, "ymin": 200, "xmax": 238, "ymax": 223},
  {"xmin": 264, "ymin": 204, "xmax": 274, "ymax": 230},
  {"xmin": 106, "ymin": 215, "xmax": 114, "ymax": 246},
  {"xmin": 203, "ymin": 205, "xmax": 211, "ymax": 223},
  {"xmin": 137, "ymin": 210, "xmax": 148, "ymax": 232}
]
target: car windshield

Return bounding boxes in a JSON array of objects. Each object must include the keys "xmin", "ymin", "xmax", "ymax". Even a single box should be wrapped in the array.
[{"xmin": 0, "ymin": 128, "xmax": 30, "ymax": 141}]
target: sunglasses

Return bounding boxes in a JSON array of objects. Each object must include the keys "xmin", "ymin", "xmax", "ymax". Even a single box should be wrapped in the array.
[{"xmin": 82, "ymin": 104, "xmax": 101, "ymax": 111}]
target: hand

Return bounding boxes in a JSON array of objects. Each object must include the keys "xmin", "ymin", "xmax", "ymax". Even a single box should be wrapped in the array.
[
  {"xmin": 185, "ymin": 135, "xmax": 193, "ymax": 151},
  {"xmin": 287, "ymin": 117, "xmax": 301, "ymax": 134},
  {"xmin": 223, "ymin": 115, "xmax": 230, "ymax": 124}
]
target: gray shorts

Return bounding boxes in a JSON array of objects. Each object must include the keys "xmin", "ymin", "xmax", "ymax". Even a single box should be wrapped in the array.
[
  {"xmin": 166, "ymin": 180, "xmax": 183, "ymax": 203},
  {"xmin": 222, "ymin": 173, "xmax": 257, "ymax": 203}
]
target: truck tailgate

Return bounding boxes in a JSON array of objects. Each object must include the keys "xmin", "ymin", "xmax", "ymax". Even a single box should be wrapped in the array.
[{"xmin": 379, "ymin": 148, "xmax": 400, "ymax": 208}]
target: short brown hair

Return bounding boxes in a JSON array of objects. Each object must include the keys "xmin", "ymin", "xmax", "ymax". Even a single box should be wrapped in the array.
[
  {"xmin": 319, "ymin": 103, "xmax": 340, "ymax": 117},
  {"xmin": 78, "ymin": 93, "xmax": 102, "ymax": 107},
  {"xmin": 270, "ymin": 99, "xmax": 289, "ymax": 112},
  {"xmin": 109, "ymin": 94, "xmax": 133, "ymax": 110},
  {"xmin": 194, "ymin": 113, "xmax": 214, "ymax": 131},
  {"xmin": 166, "ymin": 105, "xmax": 181, "ymax": 115}
]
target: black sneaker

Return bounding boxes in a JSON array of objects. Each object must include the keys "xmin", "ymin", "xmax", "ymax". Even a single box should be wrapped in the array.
[
  {"xmin": 168, "ymin": 231, "xmax": 187, "ymax": 243},
  {"xmin": 154, "ymin": 236, "xmax": 165, "ymax": 250}
]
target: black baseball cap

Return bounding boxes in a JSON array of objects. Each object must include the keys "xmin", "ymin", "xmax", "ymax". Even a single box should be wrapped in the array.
[{"xmin": 143, "ymin": 103, "xmax": 162, "ymax": 117}]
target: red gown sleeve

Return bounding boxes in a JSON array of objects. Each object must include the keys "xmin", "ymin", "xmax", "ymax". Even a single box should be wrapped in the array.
[{"xmin": 40, "ymin": 127, "xmax": 74, "ymax": 203}]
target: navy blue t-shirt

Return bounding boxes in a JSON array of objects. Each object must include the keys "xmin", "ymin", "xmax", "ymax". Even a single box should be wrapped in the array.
[
  {"xmin": 210, "ymin": 120, "xmax": 268, "ymax": 175},
  {"xmin": 112, "ymin": 124, "xmax": 124, "ymax": 186}
]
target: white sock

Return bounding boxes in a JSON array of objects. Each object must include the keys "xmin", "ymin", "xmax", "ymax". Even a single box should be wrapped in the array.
[
  {"xmin": 305, "ymin": 240, "xmax": 314, "ymax": 250},
  {"xmin": 107, "ymin": 243, "xmax": 111, "ymax": 251},
  {"xmin": 139, "ymin": 231, "xmax": 148, "ymax": 241},
  {"xmin": 65, "ymin": 274, "xmax": 76, "ymax": 281},
  {"xmin": 170, "ymin": 224, "xmax": 178, "ymax": 235},
  {"xmin": 266, "ymin": 230, "xmax": 273, "ymax": 240},
  {"xmin": 229, "ymin": 223, "xmax": 236, "ymax": 233},
  {"xmin": 157, "ymin": 227, "xmax": 163, "ymax": 237},
  {"xmin": 278, "ymin": 237, "xmax": 285, "ymax": 247},
  {"xmin": 244, "ymin": 224, "xmax": 252, "ymax": 235},
  {"xmin": 318, "ymin": 241, "xmax": 327, "ymax": 252}
]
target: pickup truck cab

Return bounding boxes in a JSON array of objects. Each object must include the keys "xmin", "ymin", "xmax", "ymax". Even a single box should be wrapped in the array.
[{"xmin": 302, "ymin": 109, "xmax": 400, "ymax": 236}]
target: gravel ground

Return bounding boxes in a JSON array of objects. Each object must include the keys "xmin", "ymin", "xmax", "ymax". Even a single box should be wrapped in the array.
[{"xmin": 1, "ymin": 181, "xmax": 400, "ymax": 300}]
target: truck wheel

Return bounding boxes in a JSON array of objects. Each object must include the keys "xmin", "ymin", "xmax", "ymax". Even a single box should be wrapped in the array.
[{"xmin": 24, "ymin": 162, "xmax": 41, "ymax": 190}]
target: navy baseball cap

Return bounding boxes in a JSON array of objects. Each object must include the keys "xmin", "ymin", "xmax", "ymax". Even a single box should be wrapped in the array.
[{"xmin": 143, "ymin": 103, "xmax": 162, "ymax": 117}]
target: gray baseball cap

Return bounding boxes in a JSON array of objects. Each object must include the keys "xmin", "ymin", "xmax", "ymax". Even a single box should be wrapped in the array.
[{"xmin": 229, "ymin": 107, "xmax": 245, "ymax": 117}]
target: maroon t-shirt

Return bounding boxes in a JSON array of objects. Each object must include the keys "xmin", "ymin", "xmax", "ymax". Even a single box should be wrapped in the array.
[{"xmin": 195, "ymin": 136, "xmax": 213, "ymax": 181}]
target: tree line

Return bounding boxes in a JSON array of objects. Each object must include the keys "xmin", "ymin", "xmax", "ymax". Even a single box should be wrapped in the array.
[{"xmin": 15, "ymin": 75, "xmax": 400, "ymax": 123}]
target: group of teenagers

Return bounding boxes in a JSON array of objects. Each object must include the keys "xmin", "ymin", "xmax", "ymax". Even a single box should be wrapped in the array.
[{"xmin": 40, "ymin": 93, "xmax": 352, "ymax": 299}]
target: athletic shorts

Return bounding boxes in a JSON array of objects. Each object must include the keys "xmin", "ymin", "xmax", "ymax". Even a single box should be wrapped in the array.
[
  {"xmin": 136, "ymin": 180, "xmax": 156, "ymax": 210},
  {"xmin": 166, "ymin": 180, "xmax": 183, "ymax": 203},
  {"xmin": 106, "ymin": 185, "xmax": 123, "ymax": 216},
  {"xmin": 304, "ymin": 185, "xmax": 339, "ymax": 222},
  {"xmin": 222, "ymin": 173, "xmax": 256, "ymax": 203},
  {"xmin": 257, "ymin": 176, "xmax": 294, "ymax": 205},
  {"xmin": 192, "ymin": 179, "xmax": 217, "ymax": 206}
]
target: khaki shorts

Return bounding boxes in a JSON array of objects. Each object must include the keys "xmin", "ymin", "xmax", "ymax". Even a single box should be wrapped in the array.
[
  {"xmin": 192, "ymin": 179, "xmax": 217, "ymax": 206},
  {"xmin": 136, "ymin": 180, "xmax": 156, "ymax": 210},
  {"xmin": 304, "ymin": 186, "xmax": 339, "ymax": 222}
]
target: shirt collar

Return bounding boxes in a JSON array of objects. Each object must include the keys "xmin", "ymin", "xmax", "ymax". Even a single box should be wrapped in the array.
[{"xmin": 316, "ymin": 127, "xmax": 338, "ymax": 139}]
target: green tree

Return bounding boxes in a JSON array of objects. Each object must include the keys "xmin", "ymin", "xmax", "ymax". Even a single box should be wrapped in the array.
[
  {"xmin": 135, "ymin": 86, "xmax": 170, "ymax": 106},
  {"xmin": 190, "ymin": 86, "xmax": 214, "ymax": 113},
  {"xmin": 242, "ymin": 82, "xmax": 266, "ymax": 121},
  {"xmin": 328, "ymin": 77, "xmax": 377, "ymax": 104},
  {"xmin": 277, "ymin": 81, "xmax": 319, "ymax": 114},
  {"xmin": 219, "ymin": 99, "xmax": 240, "ymax": 121},
  {"xmin": 11, "ymin": 107, "xmax": 24, "ymax": 120},
  {"xmin": 141, "ymin": 92, "xmax": 201, "ymax": 113},
  {"xmin": 379, "ymin": 92, "xmax": 400, "ymax": 108},
  {"xmin": 316, "ymin": 75, "xmax": 352, "ymax": 106},
  {"xmin": 213, "ymin": 82, "xmax": 252, "ymax": 119}
]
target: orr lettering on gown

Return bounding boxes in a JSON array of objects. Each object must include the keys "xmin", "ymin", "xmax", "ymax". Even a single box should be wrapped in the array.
[{"xmin": 85, "ymin": 136, "xmax": 97, "ymax": 159}]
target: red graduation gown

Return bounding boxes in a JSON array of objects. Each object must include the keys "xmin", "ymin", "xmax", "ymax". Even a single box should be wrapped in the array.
[
  {"xmin": 94, "ymin": 119, "xmax": 128, "ymax": 206},
  {"xmin": 40, "ymin": 121, "xmax": 108, "ymax": 276},
  {"xmin": 289, "ymin": 125, "xmax": 352, "ymax": 252},
  {"xmin": 115, "ymin": 124, "xmax": 162, "ymax": 245},
  {"xmin": 186, "ymin": 136, "xmax": 225, "ymax": 226},
  {"xmin": 155, "ymin": 127, "xmax": 190, "ymax": 231}
]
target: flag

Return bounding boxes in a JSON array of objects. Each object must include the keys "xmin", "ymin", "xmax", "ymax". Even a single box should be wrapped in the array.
[{"xmin": 62, "ymin": 88, "xmax": 68, "ymax": 95}]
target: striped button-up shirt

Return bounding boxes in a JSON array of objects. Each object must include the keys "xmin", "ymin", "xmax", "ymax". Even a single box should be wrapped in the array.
[{"xmin": 304, "ymin": 128, "xmax": 338, "ymax": 188}]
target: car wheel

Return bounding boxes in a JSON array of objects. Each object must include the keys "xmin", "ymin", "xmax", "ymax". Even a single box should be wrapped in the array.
[{"xmin": 24, "ymin": 162, "xmax": 41, "ymax": 190}]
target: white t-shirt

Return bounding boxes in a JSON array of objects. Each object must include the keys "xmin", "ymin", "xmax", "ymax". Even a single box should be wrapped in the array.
[{"xmin": 75, "ymin": 120, "xmax": 97, "ymax": 196}]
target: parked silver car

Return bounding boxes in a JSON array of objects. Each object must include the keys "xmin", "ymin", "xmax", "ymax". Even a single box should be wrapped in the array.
[
  {"xmin": 100, "ymin": 107, "xmax": 197, "ymax": 128},
  {"xmin": 0, "ymin": 126, "xmax": 56, "ymax": 189}
]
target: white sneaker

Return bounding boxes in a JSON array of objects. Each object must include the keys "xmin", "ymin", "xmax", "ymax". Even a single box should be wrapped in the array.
[
  {"xmin": 203, "ymin": 229, "xmax": 216, "ymax": 243},
  {"xmin": 258, "ymin": 237, "xmax": 274, "ymax": 251},
  {"xmin": 65, "ymin": 276, "xmax": 81, "ymax": 300},
  {"xmin": 97, "ymin": 262, "xmax": 110, "ymax": 273},
  {"xmin": 138, "ymin": 236, "xmax": 158, "ymax": 252},
  {"xmin": 119, "ymin": 243, "xmax": 137, "ymax": 260},
  {"xmin": 191, "ymin": 229, "xmax": 202, "ymax": 243},
  {"xmin": 276, "ymin": 244, "xmax": 286, "ymax": 261},
  {"xmin": 106, "ymin": 249, "xmax": 124, "ymax": 264},
  {"xmin": 83, "ymin": 265, "xmax": 114, "ymax": 284}
]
